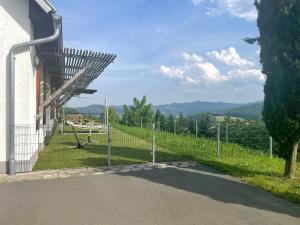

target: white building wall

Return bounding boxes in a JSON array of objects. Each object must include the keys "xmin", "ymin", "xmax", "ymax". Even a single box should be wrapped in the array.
[{"xmin": 0, "ymin": 0, "xmax": 38, "ymax": 173}]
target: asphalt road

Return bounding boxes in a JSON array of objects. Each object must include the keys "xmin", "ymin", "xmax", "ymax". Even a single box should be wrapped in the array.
[{"xmin": 0, "ymin": 164, "xmax": 299, "ymax": 225}]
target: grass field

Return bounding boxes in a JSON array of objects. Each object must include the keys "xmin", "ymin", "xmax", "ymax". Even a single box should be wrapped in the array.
[{"xmin": 34, "ymin": 126, "xmax": 179, "ymax": 170}]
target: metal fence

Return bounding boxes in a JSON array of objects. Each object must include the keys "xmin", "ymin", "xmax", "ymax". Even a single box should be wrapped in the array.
[{"xmin": 12, "ymin": 121, "xmax": 298, "ymax": 173}]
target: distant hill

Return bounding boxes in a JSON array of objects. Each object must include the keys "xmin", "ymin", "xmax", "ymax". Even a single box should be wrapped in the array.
[
  {"xmin": 71, "ymin": 101, "xmax": 263, "ymax": 120},
  {"xmin": 219, "ymin": 101, "xmax": 263, "ymax": 121},
  {"xmin": 73, "ymin": 104, "xmax": 123, "ymax": 115},
  {"xmin": 73, "ymin": 101, "xmax": 263, "ymax": 120},
  {"xmin": 74, "ymin": 104, "xmax": 105, "ymax": 115},
  {"xmin": 72, "ymin": 101, "xmax": 242, "ymax": 116},
  {"xmin": 153, "ymin": 101, "xmax": 242, "ymax": 115}
]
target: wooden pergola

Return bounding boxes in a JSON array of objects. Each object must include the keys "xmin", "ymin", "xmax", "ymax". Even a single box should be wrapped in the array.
[{"xmin": 40, "ymin": 47, "xmax": 116, "ymax": 110}]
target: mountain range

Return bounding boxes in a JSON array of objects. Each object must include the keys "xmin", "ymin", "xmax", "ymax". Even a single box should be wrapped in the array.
[
  {"xmin": 215, "ymin": 101, "xmax": 263, "ymax": 121},
  {"xmin": 72, "ymin": 100, "xmax": 263, "ymax": 121}
]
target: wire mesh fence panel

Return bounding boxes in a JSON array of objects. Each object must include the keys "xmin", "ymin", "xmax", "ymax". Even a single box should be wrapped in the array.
[
  {"xmin": 109, "ymin": 126, "xmax": 152, "ymax": 166},
  {"xmin": 13, "ymin": 119, "xmax": 300, "ymax": 174},
  {"xmin": 14, "ymin": 123, "xmax": 108, "ymax": 172},
  {"xmin": 14, "ymin": 125, "xmax": 42, "ymax": 173},
  {"xmin": 217, "ymin": 122, "xmax": 272, "ymax": 159},
  {"xmin": 113, "ymin": 125, "xmax": 186, "ymax": 164},
  {"xmin": 115, "ymin": 124, "xmax": 218, "ymax": 163},
  {"xmin": 114, "ymin": 121, "xmax": 285, "ymax": 164},
  {"xmin": 40, "ymin": 125, "xmax": 107, "ymax": 170}
]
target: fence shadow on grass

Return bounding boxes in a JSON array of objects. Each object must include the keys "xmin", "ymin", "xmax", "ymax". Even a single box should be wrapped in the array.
[
  {"xmin": 35, "ymin": 142, "xmax": 184, "ymax": 170},
  {"xmin": 117, "ymin": 164, "xmax": 300, "ymax": 218},
  {"xmin": 82, "ymin": 144, "xmax": 184, "ymax": 165}
]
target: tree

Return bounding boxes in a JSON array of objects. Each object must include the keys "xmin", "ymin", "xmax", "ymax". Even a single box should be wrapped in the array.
[
  {"xmin": 187, "ymin": 113, "xmax": 215, "ymax": 138},
  {"xmin": 154, "ymin": 110, "xmax": 167, "ymax": 130},
  {"xmin": 100, "ymin": 107, "xmax": 119, "ymax": 124},
  {"xmin": 121, "ymin": 96, "xmax": 154, "ymax": 127},
  {"xmin": 255, "ymin": 0, "xmax": 300, "ymax": 178},
  {"xmin": 108, "ymin": 107, "xmax": 119, "ymax": 124},
  {"xmin": 121, "ymin": 105, "xmax": 129, "ymax": 125},
  {"xmin": 176, "ymin": 113, "xmax": 189, "ymax": 135},
  {"xmin": 166, "ymin": 115, "xmax": 175, "ymax": 133}
]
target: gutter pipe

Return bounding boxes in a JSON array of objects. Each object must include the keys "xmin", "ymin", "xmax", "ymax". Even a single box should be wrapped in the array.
[{"xmin": 8, "ymin": 14, "xmax": 62, "ymax": 175}]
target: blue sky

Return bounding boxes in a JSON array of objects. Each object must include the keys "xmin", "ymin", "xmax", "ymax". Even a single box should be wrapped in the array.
[{"xmin": 50, "ymin": 0, "xmax": 262, "ymax": 106}]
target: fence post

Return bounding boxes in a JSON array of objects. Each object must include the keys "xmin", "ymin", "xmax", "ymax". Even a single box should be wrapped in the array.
[
  {"xmin": 107, "ymin": 124, "xmax": 111, "ymax": 168},
  {"xmin": 174, "ymin": 117, "xmax": 176, "ymax": 135},
  {"xmin": 88, "ymin": 121, "xmax": 93, "ymax": 143},
  {"xmin": 61, "ymin": 101, "xmax": 66, "ymax": 134},
  {"xmin": 195, "ymin": 120, "xmax": 198, "ymax": 138},
  {"xmin": 269, "ymin": 136, "xmax": 273, "ymax": 158},
  {"xmin": 225, "ymin": 123, "xmax": 228, "ymax": 143},
  {"xmin": 61, "ymin": 119, "xmax": 64, "ymax": 134},
  {"xmin": 217, "ymin": 123, "xmax": 220, "ymax": 157},
  {"xmin": 152, "ymin": 123, "xmax": 156, "ymax": 164}
]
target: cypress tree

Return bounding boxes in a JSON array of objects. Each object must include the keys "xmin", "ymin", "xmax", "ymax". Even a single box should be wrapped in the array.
[{"xmin": 255, "ymin": 0, "xmax": 300, "ymax": 178}]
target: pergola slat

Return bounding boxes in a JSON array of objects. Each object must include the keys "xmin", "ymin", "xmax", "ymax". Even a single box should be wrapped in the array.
[{"xmin": 40, "ymin": 47, "xmax": 116, "ymax": 109}]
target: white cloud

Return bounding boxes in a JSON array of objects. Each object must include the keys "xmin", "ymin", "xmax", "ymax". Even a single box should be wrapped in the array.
[
  {"xmin": 159, "ymin": 65, "xmax": 201, "ymax": 86},
  {"xmin": 182, "ymin": 52, "xmax": 204, "ymax": 63},
  {"xmin": 191, "ymin": 0, "xmax": 205, "ymax": 5},
  {"xmin": 191, "ymin": 0, "xmax": 257, "ymax": 22},
  {"xmin": 159, "ymin": 65, "xmax": 184, "ymax": 79},
  {"xmin": 158, "ymin": 48, "xmax": 264, "ymax": 87},
  {"xmin": 207, "ymin": 47, "xmax": 254, "ymax": 67},
  {"xmin": 195, "ymin": 61, "xmax": 227, "ymax": 83},
  {"xmin": 159, "ymin": 53, "xmax": 226, "ymax": 86},
  {"xmin": 227, "ymin": 68, "xmax": 265, "ymax": 85}
]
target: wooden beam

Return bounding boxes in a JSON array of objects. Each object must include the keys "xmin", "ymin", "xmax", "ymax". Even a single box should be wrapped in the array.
[{"xmin": 40, "ymin": 61, "xmax": 95, "ymax": 109}]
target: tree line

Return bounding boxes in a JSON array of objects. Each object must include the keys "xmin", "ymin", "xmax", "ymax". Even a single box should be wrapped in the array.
[{"xmin": 119, "ymin": 96, "xmax": 276, "ymax": 153}]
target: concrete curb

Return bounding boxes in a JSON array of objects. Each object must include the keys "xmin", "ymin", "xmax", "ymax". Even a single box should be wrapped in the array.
[{"xmin": 0, "ymin": 161, "xmax": 197, "ymax": 183}]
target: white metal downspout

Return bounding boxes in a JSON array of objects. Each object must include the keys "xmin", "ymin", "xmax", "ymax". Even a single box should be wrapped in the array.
[{"xmin": 8, "ymin": 14, "xmax": 62, "ymax": 175}]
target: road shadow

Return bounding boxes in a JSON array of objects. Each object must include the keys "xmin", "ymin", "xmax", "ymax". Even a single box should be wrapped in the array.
[{"xmin": 117, "ymin": 164, "xmax": 300, "ymax": 218}]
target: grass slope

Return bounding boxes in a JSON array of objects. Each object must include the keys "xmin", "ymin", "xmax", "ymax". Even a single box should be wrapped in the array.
[{"xmin": 116, "ymin": 125, "xmax": 300, "ymax": 203}]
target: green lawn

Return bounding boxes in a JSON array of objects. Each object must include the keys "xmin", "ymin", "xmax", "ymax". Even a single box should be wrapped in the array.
[{"xmin": 34, "ymin": 126, "xmax": 179, "ymax": 170}]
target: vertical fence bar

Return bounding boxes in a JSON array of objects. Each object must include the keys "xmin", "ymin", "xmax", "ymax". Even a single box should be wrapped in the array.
[
  {"xmin": 105, "ymin": 98, "xmax": 109, "ymax": 131},
  {"xmin": 269, "ymin": 136, "xmax": 273, "ymax": 158},
  {"xmin": 225, "ymin": 123, "xmax": 228, "ymax": 143},
  {"xmin": 217, "ymin": 123, "xmax": 220, "ymax": 157},
  {"xmin": 174, "ymin": 117, "xmax": 176, "ymax": 135},
  {"xmin": 61, "ymin": 101, "xmax": 66, "ymax": 134},
  {"xmin": 60, "ymin": 116, "xmax": 63, "ymax": 134},
  {"xmin": 195, "ymin": 120, "xmax": 198, "ymax": 138},
  {"xmin": 88, "ymin": 121, "xmax": 93, "ymax": 143},
  {"xmin": 157, "ymin": 117, "xmax": 160, "ymax": 130},
  {"xmin": 107, "ymin": 124, "xmax": 111, "ymax": 168},
  {"xmin": 152, "ymin": 123, "xmax": 156, "ymax": 164}
]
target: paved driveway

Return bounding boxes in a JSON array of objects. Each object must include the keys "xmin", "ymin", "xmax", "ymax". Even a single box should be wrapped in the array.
[{"xmin": 0, "ymin": 164, "xmax": 299, "ymax": 225}]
